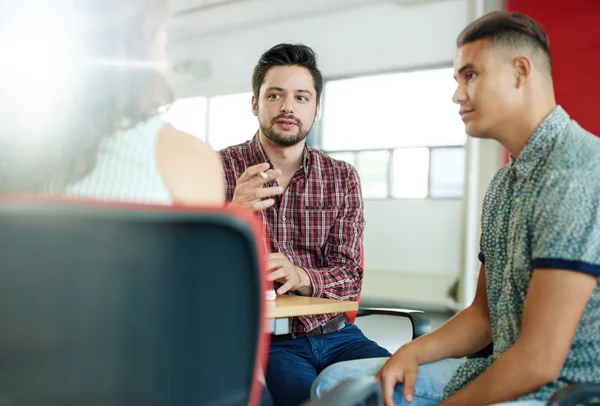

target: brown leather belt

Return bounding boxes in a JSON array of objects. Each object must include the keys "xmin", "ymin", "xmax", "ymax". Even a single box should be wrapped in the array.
[{"xmin": 271, "ymin": 313, "xmax": 349, "ymax": 341}]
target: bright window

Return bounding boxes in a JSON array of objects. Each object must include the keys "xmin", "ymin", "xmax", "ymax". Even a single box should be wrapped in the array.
[
  {"xmin": 322, "ymin": 67, "xmax": 466, "ymax": 199},
  {"xmin": 207, "ymin": 92, "xmax": 257, "ymax": 151},
  {"xmin": 162, "ymin": 97, "xmax": 207, "ymax": 141}
]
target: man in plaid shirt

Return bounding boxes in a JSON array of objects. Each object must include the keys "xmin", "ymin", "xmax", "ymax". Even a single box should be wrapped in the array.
[{"xmin": 219, "ymin": 43, "xmax": 390, "ymax": 405}]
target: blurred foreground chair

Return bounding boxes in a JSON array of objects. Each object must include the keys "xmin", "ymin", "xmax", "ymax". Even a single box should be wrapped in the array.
[{"xmin": 0, "ymin": 199, "xmax": 269, "ymax": 406}]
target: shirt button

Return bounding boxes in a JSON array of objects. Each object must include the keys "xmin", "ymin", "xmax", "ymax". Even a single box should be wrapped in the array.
[{"xmin": 282, "ymin": 216, "xmax": 287, "ymax": 221}]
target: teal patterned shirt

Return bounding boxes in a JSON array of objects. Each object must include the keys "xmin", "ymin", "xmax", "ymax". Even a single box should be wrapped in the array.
[{"xmin": 444, "ymin": 106, "xmax": 600, "ymax": 402}]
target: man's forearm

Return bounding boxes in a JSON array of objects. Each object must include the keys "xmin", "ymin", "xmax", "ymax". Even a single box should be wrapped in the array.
[{"xmin": 404, "ymin": 304, "xmax": 492, "ymax": 365}]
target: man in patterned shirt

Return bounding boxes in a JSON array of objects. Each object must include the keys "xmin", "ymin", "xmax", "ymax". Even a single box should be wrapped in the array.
[
  {"xmin": 219, "ymin": 43, "xmax": 390, "ymax": 405},
  {"xmin": 311, "ymin": 11, "xmax": 600, "ymax": 406}
]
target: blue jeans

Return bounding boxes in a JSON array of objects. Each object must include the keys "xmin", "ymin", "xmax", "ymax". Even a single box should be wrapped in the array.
[
  {"xmin": 311, "ymin": 357, "xmax": 546, "ymax": 406},
  {"xmin": 265, "ymin": 322, "xmax": 391, "ymax": 406}
]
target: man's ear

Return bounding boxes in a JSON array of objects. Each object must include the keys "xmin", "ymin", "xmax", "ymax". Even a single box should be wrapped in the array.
[
  {"xmin": 252, "ymin": 95, "xmax": 258, "ymax": 117},
  {"xmin": 513, "ymin": 55, "xmax": 533, "ymax": 89},
  {"xmin": 314, "ymin": 103, "xmax": 321, "ymax": 122}
]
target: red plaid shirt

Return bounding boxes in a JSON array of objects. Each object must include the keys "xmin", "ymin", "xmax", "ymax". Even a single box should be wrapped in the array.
[{"xmin": 219, "ymin": 136, "xmax": 364, "ymax": 333}]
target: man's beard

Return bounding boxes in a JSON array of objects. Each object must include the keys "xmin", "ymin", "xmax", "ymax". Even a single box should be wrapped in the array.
[{"xmin": 260, "ymin": 114, "xmax": 313, "ymax": 147}]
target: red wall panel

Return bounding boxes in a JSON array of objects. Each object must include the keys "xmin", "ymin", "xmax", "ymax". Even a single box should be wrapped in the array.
[{"xmin": 507, "ymin": 0, "xmax": 600, "ymax": 137}]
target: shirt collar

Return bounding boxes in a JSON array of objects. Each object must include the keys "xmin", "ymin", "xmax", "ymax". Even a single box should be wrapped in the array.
[
  {"xmin": 250, "ymin": 132, "xmax": 269, "ymax": 165},
  {"xmin": 509, "ymin": 105, "xmax": 570, "ymax": 179},
  {"xmin": 250, "ymin": 133, "xmax": 312, "ymax": 176}
]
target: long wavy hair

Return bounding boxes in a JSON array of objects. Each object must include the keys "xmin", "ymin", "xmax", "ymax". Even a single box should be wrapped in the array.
[{"xmin": 0, "ymin": 0, "xmax": 173, "ymax": 193}]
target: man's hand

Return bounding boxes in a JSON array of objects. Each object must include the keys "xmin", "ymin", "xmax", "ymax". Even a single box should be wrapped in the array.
[
  {"xmin": 376, "ymin": 346, "xmax": 420, "ymax": 406},
  {"xmin": 232, "ymin": 163, "xmax": 283, "ymax": 211},
  {"xmin": 266, "ymin": 253, "xmax": 313, "ymax": 296}
]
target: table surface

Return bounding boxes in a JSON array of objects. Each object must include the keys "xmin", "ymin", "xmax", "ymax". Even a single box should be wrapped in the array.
[{"xmin": 266, "ymin": 295, "xmax": 358, "ymax": 319}]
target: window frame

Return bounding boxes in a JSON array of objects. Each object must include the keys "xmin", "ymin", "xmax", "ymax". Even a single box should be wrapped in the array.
[
  {"xmin": 316, "ymin": 64, "xmax": 466, "ymax": 201},
  {"xmin": 326, "ymin": 146, "xmax": 465, "ymax": 201}
]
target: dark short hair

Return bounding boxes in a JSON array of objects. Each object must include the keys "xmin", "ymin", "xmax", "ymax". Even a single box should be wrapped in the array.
[
  {"xmin": 252, "ymin": 43, "xmax": 323, "ymax": 102},
  {"xmin": 457, "ymin": 11, "xmax": 552, "ymax": 73}
]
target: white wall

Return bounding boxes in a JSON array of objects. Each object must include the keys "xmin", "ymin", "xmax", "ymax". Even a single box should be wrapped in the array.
[
  {"xmin": 168, "ymin": 1, "xmax": 469, "ymax": 96},
  {"xmin": 363, "ymin": 200, "xmax": 464, "ymax": 275},
  {"xmin": 167, "ymin": 0, "xmax": 505, "ymax": 309}
]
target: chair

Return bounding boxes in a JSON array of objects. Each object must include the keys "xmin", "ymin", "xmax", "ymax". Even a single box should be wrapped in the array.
[
  {"xmin": 349, "ymin": 252, "xmax": 432, "ymax": 340},
  {"xmin": 0, "ymin": 199, "xmax": 269, "ymax": 406}
]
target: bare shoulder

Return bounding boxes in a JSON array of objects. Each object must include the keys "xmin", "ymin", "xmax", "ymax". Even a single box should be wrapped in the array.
[
  {"xmin": 156, "ymin": 123, "xmax": 225, "ymax": 205},
  {"xmin": 158, "ymin": 123, "xmax": 215, "ymax": 159}
]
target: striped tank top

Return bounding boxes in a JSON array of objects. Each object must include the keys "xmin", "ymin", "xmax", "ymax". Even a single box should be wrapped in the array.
[{"xmin": 65, "ymin": 115, "xmax": 172, "ymax": 205}]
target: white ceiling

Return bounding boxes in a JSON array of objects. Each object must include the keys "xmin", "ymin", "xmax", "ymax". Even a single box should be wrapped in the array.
[
  {"xmin": 167, "ymin": 0, "xmax": 447, "ymax": 42},
  {"xmin": 170, "ymin": 0, "xmax": 238, "ymax": 15},
  {"xmin": 168, "ymin": 0, "xmax": 373, "ymax": 41}
]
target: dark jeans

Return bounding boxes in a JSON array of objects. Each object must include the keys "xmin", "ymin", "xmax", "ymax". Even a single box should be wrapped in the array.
[{"xmin": 264, "ymin": 322, "xmax": 391, "ymax": 406}]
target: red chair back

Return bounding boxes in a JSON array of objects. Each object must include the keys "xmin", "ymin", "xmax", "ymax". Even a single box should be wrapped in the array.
[{"xmin": 345, "ymin": 251, "xmax": 364, "ymax": 323}]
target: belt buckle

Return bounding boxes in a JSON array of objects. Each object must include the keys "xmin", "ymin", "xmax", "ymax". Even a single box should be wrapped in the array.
[{"xmin": 290, "ymin": 332, "xmax": 298, "ymax": 340}]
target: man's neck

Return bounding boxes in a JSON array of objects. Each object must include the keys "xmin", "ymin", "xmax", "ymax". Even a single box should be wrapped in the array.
[
  {"xmin": 496, "ymin": 97, "xmax": 557, "ymax": 159},
  {"xmin": 258, "ymin": 131, "xmax": 305, "ymax": 174}
]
